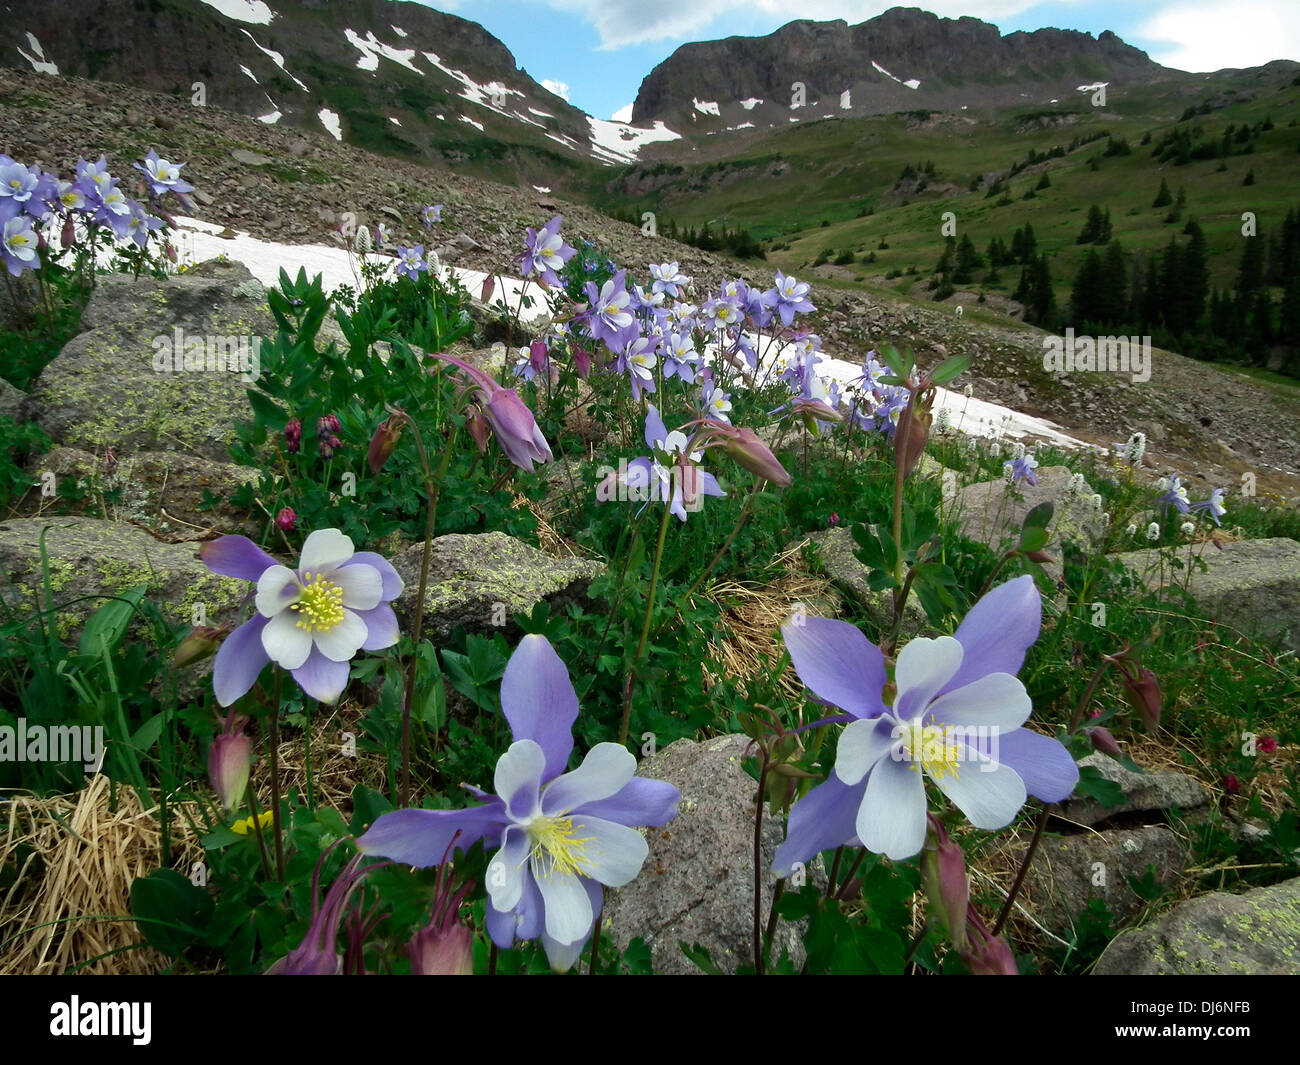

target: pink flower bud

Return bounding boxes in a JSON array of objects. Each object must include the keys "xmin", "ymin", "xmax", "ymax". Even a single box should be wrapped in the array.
[
  {"xmin": 481, "ymin": 274, "xmax": 495, "ymax": 303},
  {"xmin": 284, "ymin": 418, "xmax": 302, "ymax": 454},
  {"xmin": 921, "ymin": 816, "xmax": 970, "ymax": 951},
  {"xmin": 275, "ymin": 507, "xmax": 297, "ymax": 533},
  {"xmin": 572, "ymin": 346, "xmax": 591, "ymax": 380},
  {"xmin": 1087, "ymin": 726, "xmax": 1122, "ymax": 757},
  {"xmin": 208, "ymin": 715, "xmax": 251, "ymax": 810},
  {"xmin": 174, "ymin": 625, "xmax": 226, "ymax": 668},
  {"xmin": 715, "ymin": 425, "xmax": 791, "ymax": 487},
  {"xmin": 61, "ymin": 214, "xmax": 76, "ymax": 250},
  {"xmin": 960, "ymin": 909, "xmax": 1018, "ymax": 975},
  {"xmin": 367, "ymin": 415, "xmax": 404, "ymax": 475}
]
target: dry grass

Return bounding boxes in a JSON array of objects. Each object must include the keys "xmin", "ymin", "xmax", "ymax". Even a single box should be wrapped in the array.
[{"xmin": 0, "ymin": 776, "xmax": 203, "ymax": 975}]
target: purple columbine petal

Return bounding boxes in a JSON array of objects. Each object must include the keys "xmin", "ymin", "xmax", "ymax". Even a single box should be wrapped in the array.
[
  {"xmin": 354, "ymin": 603, "xmax": 400, "ymax": 651},
  {"xmin": 291, "ymin": 647, "xmax": 352, "ymax": 704},
  {"xmin": 212, "ymin": 614, "xmax": 271, "ymax": 707},
  {"xmin": 342, "ymin": 552, "xmax": 405, "ymax": 600},
  {"xmin": 772, "ymin": 772, "xmax": 867, "ymax": 877},
  {"xmin": 644, "ymin": 404, "xmax": 668, "ymax": 449},
  {"xmin": 941, "ymin": 576, "xmax": 1041, "ymax": 696},
  {"xmin": 995, "ymin": 728, "xmax": 1079, "ymax": 802},
  {"xmin": 200, "ymin": 535, "xmax": 279, "ymax": 581},
  {"xmin": 577, "ymin": 777, "xmax": 681, "ymax": 827},
  {"xmin": 500, "ymin": 634, "xmax": 578, "ymax": 779},
  {"xmin": 357, "ymin": 802, "xmax": 507, "ymax": 866},
  {"xmin": 781, "ymin": 616, "xmax": 888, "ymax": 720}
]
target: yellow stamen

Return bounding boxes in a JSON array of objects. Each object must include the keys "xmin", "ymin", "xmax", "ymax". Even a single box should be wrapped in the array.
[
  {"xmin": 902, "ymin": 719, "xmax": 963, "ymax": 781},
  {"xmin": 290, "ymin": 571, "xmax": 345, "ymax": 634},
  {"xmin": 525, "ymin": 815, "xmax": 595, "ymax": 879}
]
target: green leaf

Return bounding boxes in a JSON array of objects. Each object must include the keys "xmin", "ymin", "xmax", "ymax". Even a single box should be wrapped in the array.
[
  {"xmin": 247, "ymin": 388, "xmax": 288, "ymax": 430},
  {"xmin": 1075, "ymin": 763, "xmax": 1126, "ymax": 809},
  {"xmin": 129, "ymin": 868, "xmax": 214, "ymax": 956},
  {"xmin": 1023, "ymin": 501, "xmax": 1054, "ymax": 530},
  {"xmin": 78, "ymin": 584, "xmax": 146, "ymax": 658},
  {"xmin": 929, "ymin": 353, "xmax": 972, "ymax": 386}
]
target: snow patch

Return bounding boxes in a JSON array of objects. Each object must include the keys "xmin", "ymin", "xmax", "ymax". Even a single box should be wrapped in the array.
[
  {"xmin": 389, "ymin": 116, "xmax": 401, "ymax": 125},
  {"xmin": 240, "ymin": 64, "xmax": 259, "ymax": 82},
  {"xmin": 391, "ymin": 25, "xmax": 407, "ymax": 38},
  {"xmin": 318, "ymin": 107, "xmax": 342, "ymax": 140},
  {"xmin": 257, "ymin": 110, "xmax": 281, "ymax": 124},
  {"xmin": 740, "ymin": 97, "xmax": 763, "ymax": 110},
  {"xmin": 460, "ymin": 115, "xmax": 484, "ymax": 132},
  {"xmin": 726, "ymin": 122, "xmax": 756, "ymax": 131},
  {"xmin": 587, "ymin": 117, "xmax": 681, "ymax": 164},
  {"xmin": 693, "ymin": 98, "xmax": 720, "ymax": 116},
  {"xmin": 241, "ymin": 30, "xmax": 310, "ymax": 92},
  {"xmin": 1077, "ymin": 81, "xmax": 1109, "ymax": 92},
  {"xmin": 529, "ymin": 107, "xmax": 553, "ymax": 118},
  {"xmin": 422, "ymin": 51, "xmax": 523, "ymax": 118},
  {"xmin": 17, "ymin": 32, "xmax": 57, "ymax": 75},
  {"xmin": 871, "ymin": 60, "xmax": 920, "ymax": 90},
  {"xmin": 533, "ymin": 185, "xmax": 552, "ymax": 194},
  {"xmin": 196, "ymin": 0, "xmax": 273, "ymax": 24},
  {"xmin": 344, "ymin": 28, "xmax": 420, "ymax": 74}
]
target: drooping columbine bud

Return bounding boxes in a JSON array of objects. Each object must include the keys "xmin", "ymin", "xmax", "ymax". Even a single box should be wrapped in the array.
[
  {"xmin": 529, "ymin": 339, "xmax": 549, "ymax": 375},
  {"xmin": 466, "ymin": 410, "xmax": 491, "ymax": 454},
  {"xmin": 368, "ymin": 414, "xmax": 405, "ymax": 475},
  {"xmin": 284, "ymin": 418, "xmax": 302, "ymax": 454},
  {"xmin": 408, "ymin": 895, "xmax": 474, "ymax": 975},
  {"xmin": 920, "ymin": 816, "xmax": 969, "ymax": 951},
  {"xmin": 894, "ymin": 389, "xmax": 935, "ymax": 480},
  {"xmin": 1087, "ymin": 726, "xmax": 1122, "ymax": 757},
  {"xmin": 714, "ymin": 425, "xmax": 791, "ymax": 487},
  {"xmin": 174, "ymin": 625, "xmax": 226, "ymax": 668},
  {"xmin": 275, "ymin": 506, "xmax": 297, "ymax": 533},
  {"xmin": 960, "ymin": 908, "xmax": 1018, "ymax": 975},
  {"xmin": 208, "ymin": 715, "xmax": 251, "ymax": 810},
  {"xmin": 481, "ymin": 274, "xmax": 495, "ymax": 303},
  {"xmin": 1120, "ymin": 666, "xmax": 1162, "ymax": 732},
  {"xmin": 61, "ymin": 214, "xmax": 76, "ymax": 250},
  {"xmin": 572, "ymin": 346, "xmax": 591, "ymax": 380}
]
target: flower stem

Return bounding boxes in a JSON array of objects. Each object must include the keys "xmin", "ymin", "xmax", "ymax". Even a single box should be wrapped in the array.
[
  {"xmin": 618, "ymin": 496, "xmax": 673, "ymax": 745},
  {"xmin": 399, "ymin": 419, "xmax": 455, "ymax": 807},
  {"xmin": 267, "ymin": 673, "xmax": 286, "ymax": 881}
]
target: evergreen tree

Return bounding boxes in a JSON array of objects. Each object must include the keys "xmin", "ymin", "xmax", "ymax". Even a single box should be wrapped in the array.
[
  {"xmin": 953, "ymin": 234, "xmax": 982, "ymax": 283},
  {"xmin": 1152, "ymin": 178, "xmax": 1172, "ymax": 208},
  {"xmin": 1026, "ymin": 254, "xmax": 1057, "ymax": 327},
  {"xmin": 1035, "ymin": 171, "xmax": 1051, "ymax": 190},
  {"xmin": 1100, "ymin": 241, "xmax": 1130, "ymax": 325},
  {"xmin": 1071, "ymin": 248, "xmax": 1105, "ymax": 324},
  {"xmin": 1183, "ymin": 221, "xmax": 1210, "ymax": 325},
  {"xmin": 1077, "ymin": 204, "xmax": 1106, "ymax": 244},
  {"xmin": 1237, "ymin": 235, "xmax": 1265, "ymax": 300}
]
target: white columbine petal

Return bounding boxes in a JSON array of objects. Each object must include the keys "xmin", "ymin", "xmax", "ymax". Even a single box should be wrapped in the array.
[
  {"xmin": 541, "ymin": 743, "xmax": 636, "ymax": 815},
  {"xmin": 330, "ymin": 562, "xmax": 383, "ymax": 611},
  {"xmin": 495, "ymin": 740, "xmax": 546, "ymax": 818},
  {"xmin": 930, "ymin": 751, "xmax": 1027, "ymax": 831},
  {"xmin": 261, "ymin": 609, "xmax": 314, "ymax": 670},
  {"xmin": 311, "ymin": 608, "xmax": 369, "ymax": 662},
  {"xmin": 857, "ymin": 758, "xmax": 927, "ymax": 860},
  {"xmin": 834, "ymin": 718, "xmax": 894, "ymax": 787},
  {"xmin": 534, "ymin": 868, "xmax": 593, "ymax": 946},
  {"xmin": 925, "ymin": 672, "xmax": 1032, "ymax": 732},
  {"xmin": 487, "ymin": 825, "xmax": 531, "ymax": 914},
  {"xmin": 894, "ymin": 635, "xmax": 964, "ymax": 720},
  {"xmin": 298, "ymin": 528, "xmax": 354, "ymax": 573},
  {"xmin": 567, "ymin": 815, "xmax": 648, "ymax": 888},
  {"xmin": 254, "ymin": 565, "xmax": 301, "ymax": 617}
]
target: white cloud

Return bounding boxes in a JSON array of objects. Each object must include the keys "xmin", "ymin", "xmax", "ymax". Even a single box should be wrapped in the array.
[
  {"xmin": 1136, "ymin": 2, "xmax": 1300, "ymax": 71},
  {"xmin": 542, "ymin": 78, "xmax": 571, "ymax": 100},
  {"xmin": 611, "ymin": 102, "xmax": 634, "ymax": 121}
]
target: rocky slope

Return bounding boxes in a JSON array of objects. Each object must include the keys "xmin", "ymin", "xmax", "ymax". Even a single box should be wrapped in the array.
[{"xmin": 3, "ymin": 65, "xmax": 1298, "ymax": 501}]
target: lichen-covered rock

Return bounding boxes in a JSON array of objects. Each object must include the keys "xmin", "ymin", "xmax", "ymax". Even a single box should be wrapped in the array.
[
  {"xmin": 1060, "ymin": 753, "xmax": 1213, "ymax": 828},
  {"xmin": 28, "ymin": 448, "xmax": 260, "ymax": 541},
  {"xmin": 603, "ymin": 734, "xmax": 807, "ymax": 975},
  {"xmin": 1015, "ymin": 825, "xmax": 1189, "ymax": 937},
  {"xmin": 30, "ymin": 260, "xmax": 275, "ymax": 460},
  {"xmin": 0, "ymin": 377, "xmax": 32, "ymax": 422},
  {"xmin": 1113, "ymin": 538, "xmax": 1300, "ymax": 652},
  {"xmin": 391, "ymin": 531, "xmax": 603, "ymax": 639},
  {"xmin": 0, "ymin": 517, "xmax": 248, "ymax": 643},
  {"xmin": 1093, "ymin": 877, "xmax": 1300, "ymax": 974}
]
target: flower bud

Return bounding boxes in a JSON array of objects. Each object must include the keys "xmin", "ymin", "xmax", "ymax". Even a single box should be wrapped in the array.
[
  {"xmin": 285, "ymin": 418, "xmax": 302, "ymax": 454},
  {"xmin": 61, "ymin": 214, "xmax": 76, "ymax": 250},
  {"xmin": 408, "ymin": 903, "xmax": 474, "ymax": 975},
  {"xmin": 1086, "ymin": 725, "xmax": 1122, "ymax": 758},
  {"xmin": 1121, "ymin": 666, "xmax": 1162, "ymax": 732},
  {"xmin": 920, "ymin": 817, "xmax": 969, "ymax": 951},
  {"xmin": 960, "ymin": 909, "xmax": 1018, "ymax": 975},
  {"xmin": 208, "ymin": 716, "xmax": 251, "ymax": 810},
  {"xmin": 275, "ymin": 506, "xmax": 297, "ymax": 533},
  {"xmin": 481, "ymin": 274, "xmax": 495, "ymax": 303},
  {"xmin": 174, "ymin": 625, "xmax": 225, "ymax": 668},
  {"xmin": 894, "ymin": 391, "xmax": 934, "ymax": 480},
  {"xmin": 466, "ymin": 410, "xmax": 491, "ymax": 453},
  {"xmin": 717, "ymin": 425, "xmax": 791, "ymax": 487},
  {"xmin": 572, "ymin": 346, "xmax": 592, "ymax": 380},
  {"xmin": 367, "ymin": 414, "xmax": 405, "ymax": 475},
  {"xmin": 529, "ymin": 339, "xmax": 549, "ymax": 375}
]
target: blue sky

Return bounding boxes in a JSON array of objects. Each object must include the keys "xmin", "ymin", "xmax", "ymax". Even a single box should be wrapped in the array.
[{"xmin": 413, "ymin": 0, "xmax": 1300, "ymax": 121}]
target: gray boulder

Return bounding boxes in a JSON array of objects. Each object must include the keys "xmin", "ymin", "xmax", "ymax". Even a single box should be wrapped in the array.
[
  {"xmin": 1094, "ymin": 877, "xmax": 1300, "ymax": 974},
  {"xmin": 392, "ymin": 531, "xmax": 603, "ymax": 639},
  {"xmin": 603, "ymin": 734, "xmax": 807, "ymax": 974},
  {"xmin": 31, "ymin": 260, "xmax": 274, "ymax": 460},
  {"xmin": 1060, "ymin": 753, "xmax": 1213, "ymax": 828},
  {"xmin": 1113, "ymin": 538, "xmax": 1300, "ymax": 652},
  {"xmin": 953, "ymin": 465, "xmax": 1105, "ymax": 553},
  {"xmin": 798, "ymin": 527, "xmax": 928, "ymax": 635}
]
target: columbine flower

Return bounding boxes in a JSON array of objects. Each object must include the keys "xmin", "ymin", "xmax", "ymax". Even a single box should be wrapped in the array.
[
  {"xmin": 199, "ymin": 529, "xmax": 403, "ymax": 706},
  {"xmin": 396, "ymin": 244, "xmax": 427, "ymax": 280},
  {"xmin": 134, "ymin": 149, "xmax": 194, "ymax": 196},
  {"xmin": 701, "ymin": 379, "xmax": 732, "ymax": 424},
  {"xmin": 762, "ymin": 270, "xmax": 815, "ymax": 326},
  {"xmin": 1146, "ymin": 522, "xmax": 1161, "ymax": 541},
  {"xmin": 1, "ymin": 215, "xmax": 38, "ymax": 276},
  {"xmin": 428, "ymin": 352, "xmax": 553, "ymax": 472},
  {"xmin": 773, "ymin": 576, "xmax": 1078, "ymax": 869},
  {"xmin": 600, "ymin": 406, "xmax": 726, "ymax": 522},
  {"xmin": 1004, "ymin": 455, "xmax": 1038, "ymax": 486},
  {"xmin": 613, "ymin": 334, "xmax": 658, "ymax": 400},
  {"xmin": 358, "ymin": 635, "xmax": 681, "ymax": 972},
  {"xmin": 581, "ymin": 272, "xmax": 636, "ymax": 347},
  {"xmin": 662, "ymin": 332, "xmax": 699, "ymax": 383},
  {"xmin": 421, "ymin": 204, "xmax": 443, "ymax": 228},
  {"xmin": 649, "ymin": 261, "xmax": 690, "ymax": 299},
  {"xmin": 700, "ymin": 295, "xmax": 742, "ymax": 332},
  {"xmin": 267, "ymin": 847, "xmax": 380, "ymax": 975},
  {"xmin": 1191, "ymin": 487, "xmax": 1226, "ymax": 527},
  {"xmin": 0, "ymin": 160, "xmax": 38, "ymax": 206},
  {"xmin": 1157, "ymin": 474, "xmax": 1192, "ymax": 515},
  {"xmin": 520, "ymin": 215, "xmax": 575, "ymax": 287}
]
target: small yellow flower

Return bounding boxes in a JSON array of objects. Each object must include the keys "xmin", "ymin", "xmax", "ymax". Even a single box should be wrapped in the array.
[{"xmin": 231, "ymin": 810, "xmax": 275, "ymax": 835}]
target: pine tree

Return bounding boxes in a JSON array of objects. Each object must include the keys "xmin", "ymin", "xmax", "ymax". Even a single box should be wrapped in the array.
[
  {"xmin": 1183, "ymin": 221, "xmax": 1210, "ymax": 325},
  {"xmin": 1100, "ymin": 241, "xmax": 1129, "ymax": 326},
  {"xmin": 1237, "ymin": 235, "xmax": 1265, "ymax": 300},
  {"xmin": 953, "ymin": 234, "xmax": 982, "ymax": 283},
  {"xmin": 1152, "ymin": 178, "xmax": 1172, "ymax": 208},
  {"xmin": 1071, "ymin": 248, "xmax": 1105, "ymax": 325},
  {"xmin": 1077, "ymin": 204, "xmax": 1106, "ymax": 244}
]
